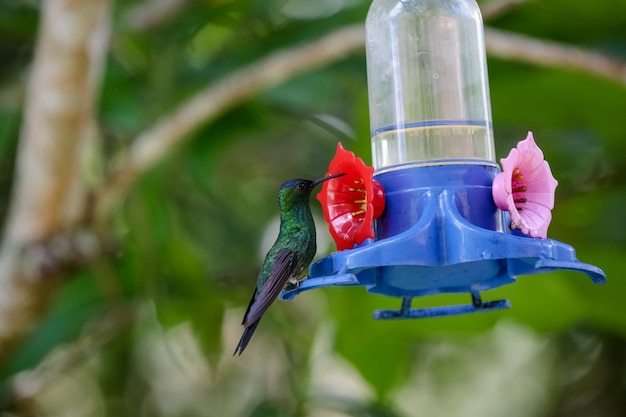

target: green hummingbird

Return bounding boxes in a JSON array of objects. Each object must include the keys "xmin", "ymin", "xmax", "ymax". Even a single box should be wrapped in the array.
[{"xmin": 234, "ymin": 173, "xmax": 345, "ymax": 356}]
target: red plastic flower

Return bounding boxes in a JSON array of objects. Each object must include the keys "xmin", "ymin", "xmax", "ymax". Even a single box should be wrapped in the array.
[
  {"xmin": 317, "ymin": 143, "xmax": 385, "ymax": 251},
  {"xmin": 492, "ymin": 132, "xmax": 558, "ymax": 238}
]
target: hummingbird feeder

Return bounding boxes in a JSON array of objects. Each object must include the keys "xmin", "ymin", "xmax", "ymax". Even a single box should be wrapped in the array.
[{"xmin": 280, "ymin": 0, "xmax": 606, "ymax": 319}]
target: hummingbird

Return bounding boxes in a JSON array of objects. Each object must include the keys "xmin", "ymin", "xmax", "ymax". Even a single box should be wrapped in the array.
[{"xmin": 233, "ymin": 173, "xmax": 345, "ymax": 356}]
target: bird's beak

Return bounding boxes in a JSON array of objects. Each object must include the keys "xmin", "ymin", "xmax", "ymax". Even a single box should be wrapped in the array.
[{"xmin": 312, "ymin": 172, "xmax": 346, "ymax": 187}]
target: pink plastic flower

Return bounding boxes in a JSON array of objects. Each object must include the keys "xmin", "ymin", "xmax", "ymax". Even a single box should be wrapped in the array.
[
  {"xmin": 317, "ymin": 143, "xmax": 385, "ymax": 251},
  {"xmin": 492, "ymin": 132, "xmax": 558, "ymax": 238}
]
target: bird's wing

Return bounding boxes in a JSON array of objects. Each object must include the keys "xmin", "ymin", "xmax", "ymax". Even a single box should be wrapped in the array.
[
  {"xmin": 243, "ymin": 237, "xmax": 307, "ymax": 327},
  {"xmin": 244, "ymin": 248, "xmax": 296, "ymax": 327},
  {"xmin": 240, "ymin": 289, "xmax": 257, "ymax": 325}
]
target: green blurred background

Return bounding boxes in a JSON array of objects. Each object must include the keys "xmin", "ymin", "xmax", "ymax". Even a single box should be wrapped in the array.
[{"xmin": 1, "ymin": 0, "xmax": 625, "ymax": 415}]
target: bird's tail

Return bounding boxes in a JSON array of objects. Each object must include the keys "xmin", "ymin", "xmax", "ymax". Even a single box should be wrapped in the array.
[{"xmin": 233, "ymin": 320, "xmax": 260, "ymax": 356}]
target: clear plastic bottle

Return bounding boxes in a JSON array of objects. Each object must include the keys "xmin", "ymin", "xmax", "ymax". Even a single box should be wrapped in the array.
[{"xmin": 366, "ymin": 0, "xmax": 496, "ymax": 173}]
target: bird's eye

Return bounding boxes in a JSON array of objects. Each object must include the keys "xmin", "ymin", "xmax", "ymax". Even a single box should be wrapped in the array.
[{"xmin": 298, "ymin": 183, "xmax": 306, "ymax": 190}]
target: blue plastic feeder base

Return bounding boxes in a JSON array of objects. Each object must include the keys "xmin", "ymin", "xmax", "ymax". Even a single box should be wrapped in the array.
[{"xmin": 280, "ymin": 163, "xmax": 606, "ymax": 319}]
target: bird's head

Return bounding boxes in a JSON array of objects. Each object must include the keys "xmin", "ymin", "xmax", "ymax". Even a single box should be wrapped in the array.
[{"xmin": 278, "ymin": 173, "xmax": 345, "ymax": 207}]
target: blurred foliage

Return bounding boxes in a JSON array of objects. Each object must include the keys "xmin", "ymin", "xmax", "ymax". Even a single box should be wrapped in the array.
[{"xmin": 1, "ymin": 0, "xmax": 625, "ymax": 416}]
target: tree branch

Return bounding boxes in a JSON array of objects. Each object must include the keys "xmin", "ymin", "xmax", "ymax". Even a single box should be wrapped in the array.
[
  {"xmin": 480, "ymin": 0, "xmax": 533, "ymax": 21},
  {"xmin": 94, "ymin": 24, "xmax": 366, "ymax": 218},
  {"xmin": 0, "ymin": 0, "xmax": 111, "ymax": 359},
  {"xmin": 123, "ymin": 0, "xmax": 191, "ymax": 32},
  {"xmin": 484, "ymin": 27, "xmax": 626, "ymax": 85}
]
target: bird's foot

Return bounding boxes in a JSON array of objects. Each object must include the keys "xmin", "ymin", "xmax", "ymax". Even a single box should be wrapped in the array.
[{"xmin": 287, "ymin": 276, "xmax": 307, "ymax": 289}]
